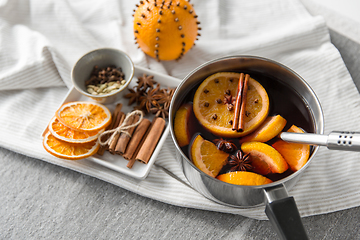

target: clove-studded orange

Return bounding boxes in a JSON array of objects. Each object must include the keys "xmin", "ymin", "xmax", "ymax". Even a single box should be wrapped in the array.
[{"xmin": 133, "ymin": 0, "xmax": 200, "ymax": 61}]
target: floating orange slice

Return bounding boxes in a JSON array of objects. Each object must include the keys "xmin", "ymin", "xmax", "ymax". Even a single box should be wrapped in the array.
[
  {"xmin": 272, "ymin": 125, "xmax": 310, "ymax": 172},
  {"xmin": 239, "ymin": 115, "xmax": 287, "ymax": 143},
  {"xmin": 43, "ymin": 131, "xmax": 99, "ymax": 160},
  {"xmin": 174, "ymin": 103, "xmax": 193, "ymax": 147},
  {"xmin": 193, "ymin": 72, "xmax": 269, "ymax": 138},
  {"xmin": 190, "ymin": 134, "xmax": 229, "ymax": 177},
  {"xmin": 241, "ymin": 141, "xmax": 288, "ymax": 175},
  {"xmin": 56, "ymin": 101, "xmax": 111, "ymax": 132},
  {"xmin": 217, "ymin": 171, "xmax": 272, "ymax": 186},
  {"xmin": 48, "ymin": 117, "xmax": 104, "ymax": 143}
]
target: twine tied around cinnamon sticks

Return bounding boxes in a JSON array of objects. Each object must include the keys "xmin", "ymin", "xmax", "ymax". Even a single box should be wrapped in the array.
[{"xmin": 98, "ymin": 110, "xmax": 143, "ymax": 147}]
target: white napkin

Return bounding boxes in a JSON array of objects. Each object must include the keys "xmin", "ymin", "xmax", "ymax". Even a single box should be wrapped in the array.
[{"xmin": 1, "ymin": 0, "xmax": 360, "ymax": 220}]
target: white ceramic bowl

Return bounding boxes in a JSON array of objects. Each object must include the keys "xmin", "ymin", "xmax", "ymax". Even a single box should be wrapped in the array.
[{"xmin": 72, "ymin": 48, "xmax": 134, "ymax": 104}]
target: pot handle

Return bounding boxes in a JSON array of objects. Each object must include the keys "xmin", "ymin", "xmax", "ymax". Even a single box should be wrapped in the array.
[{"xmin": 264, "ymin": 185, "xmax": 309, "ymax": 240}]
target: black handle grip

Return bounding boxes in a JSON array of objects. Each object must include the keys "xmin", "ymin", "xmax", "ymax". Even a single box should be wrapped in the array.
[{"xmin": 265, "ymin": 197, "xmax": 309, "ymax": 240}]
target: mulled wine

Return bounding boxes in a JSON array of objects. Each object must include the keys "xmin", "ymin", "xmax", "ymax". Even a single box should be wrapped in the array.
[{"xmin": 177, "ymin": 71, "xmax": 315, "ymax": 182}]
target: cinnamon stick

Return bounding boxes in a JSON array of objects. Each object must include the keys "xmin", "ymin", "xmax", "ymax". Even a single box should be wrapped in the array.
[
  {"xmin": 238, "ymin": 74, "xmax": 250, "ymax": 132},
  {"xmin": 126, "ymin": 117, "xmax": 155, "ymax": 168},
  {"xmin": 126, "ymin": 156, "xmax": 137, "ymax": 169},
  {"xmin": 114, "ymin": 114, "xmax": 140, "ymax": 155},
  {"xmin": 232, "ymin": 73, "xmax": 245, "ymax": 131},
  {"xmin": 123, "ymin": 118, "xmax": 151, "ymax": 159},
  {"xmin": 97, "ymin": 103, "xmax": 123, "ymax": 155},
  {"xmin": 135, "ymin": 117, "xmax": 166, "ymax": 164},
  {"xmin": 108, "ymin": 112, "xmax": 125, "ymax": 154},
  {"xmin": 124, "ymin": 118, "xmax": 151, "ymax": 168}
]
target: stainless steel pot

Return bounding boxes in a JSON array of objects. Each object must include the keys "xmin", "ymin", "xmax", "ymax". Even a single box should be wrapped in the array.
[{"xmin": 169, "ymin": 56, "xmax": 324, "ymax": 240}]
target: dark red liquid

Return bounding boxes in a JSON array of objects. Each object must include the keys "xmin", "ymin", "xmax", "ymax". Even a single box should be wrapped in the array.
[{"xmin": 178, "ymin": 72, "xmax": 315, "ymax": 182}]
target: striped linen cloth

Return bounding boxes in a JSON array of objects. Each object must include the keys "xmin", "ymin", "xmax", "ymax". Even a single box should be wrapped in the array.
[{"xmin": 1, "ymin": 0, "xmax": 360, "ymax": 220}]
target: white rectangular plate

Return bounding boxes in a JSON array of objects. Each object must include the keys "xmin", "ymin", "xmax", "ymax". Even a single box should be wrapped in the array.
[{"xmin": 44, "ymin": 65, "xmax": 181, "ymax": 179}]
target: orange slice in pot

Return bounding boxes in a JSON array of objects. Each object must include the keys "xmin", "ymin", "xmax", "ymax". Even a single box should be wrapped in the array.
[
  {"xmin": 241, "ymin": 141, "xmax": 288, "ymax": 175},
  {"xmin": 272, "ymin": 125, "xmax": 310, "ymax": 172},
  {"xmin": 193, "ymin": 72, "xmax": 269, "ymax": 138},
  {"xmin": 239, "ymin": 115, "xmax": 287, "ymax": 143},
  {"xmin": 174, "ymin": 103, "xmax": 193, "ymax": 147},
  {"xmin": 43, "ymin": 131, "xmax": 99, "ymax": 160},
  {"xmin": 56, "ymin": 101, "xmax": 111, "ymax": 132},
  {"xmin": 217, "ymin": 171, "xmax": 272, "ymax": 186},
  {"xmin": 190, "ymin": 134, "xmax": 229, "ymax": 177},
  {"xmin": 48, "ymin": 117, "xmax": 104, "ymax": 143}
]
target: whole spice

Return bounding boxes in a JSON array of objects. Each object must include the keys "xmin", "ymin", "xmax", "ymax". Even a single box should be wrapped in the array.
[
  {"xmin": 137, "ymin": 73, "xmax": 157, "ymax": 90},
  {"xmin": 123, "ymin": 118, "xmax": 151, "ymax": 162},
  {"xmin": 124, "ymin": 87, "xmax": 144, "ymax": 105},
  {"xmin": 138, "ymin": 84, "xmax": 161, "ymax": 112},
  {"xmin": 97, "ymin": 103, "xmax": 123, "ymax": 155},
  {"xmin": 125, "ymin": 74, "xmax": 175, "ymax": 119},
  {"xmin": 238, "ymin": 74, "xmax": 250, "ymax": 131},
  {"xmin": 150, "ymin": 105, "xmax": 169, "ymax": 119},
  {"xmin": 85, "ymin": 65, "xmax": 126, "ymax": 95},
  {"xmin": 108, "ymin": 112, "xmax": 126, "ymax": 154},
  {"xmin": 223, "ymin": 95, "xmax": 233, "ymax": 105},
  {"xmin": 228, "ymin": 150, "xmax": 252, "ymax": 172},
  {"xmin": 115, "ymin": 114, "xmax": 141, "ymax": 155},
  {"xmin": 232, "ymin": 73, "xmax": 244, "ymax": 131},
  {"xmin": 155, "ymin": 87, "xmax": 175, "ymax": 109},
  {"xmin": 223, "ymin": 94, "xmax": 236, "ymax": 112},
  {"xmin": 213, "ymin": 138, "xmax": 237, "ymax": 153},
  {"xmin": 232, "ymin": 73, "xmax": 249, "ymax": 132},
  {"xmin": 136, "ymin": 117, "xmax": 166, "ymax": 164}
]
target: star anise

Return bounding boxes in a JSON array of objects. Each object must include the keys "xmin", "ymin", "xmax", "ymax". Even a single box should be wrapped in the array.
[
  {"xmin": 223, "ymin": 95, "xmax": 236, "ymax": 111},
  {"xmin": 124, "ymin": 86, "xmax": 144, "ymax": 105},
  {"xmin": 228, "ymin": 150, "xmax": 252, "ymax": 172},
  {"xmin": 137, "ymin": 74, "xmax": 157, "ymax": 90},
  {"xmin": 223, "ymin": 95, "xmax": 236, "ymax": 105},
  {"xmin": 138, "ymin": 84, "xmax": 161, "ymax": 113},
  {"xmin": 155, "ymin": 87, "xmax": 176, "ymax": 109},
  {"xmin": 213, "ymin": 138, "xmax": 237, "ymax": 153},
  {"xmin": 150, "ymin": 104, "xmax": 169, "ymax": 119}
]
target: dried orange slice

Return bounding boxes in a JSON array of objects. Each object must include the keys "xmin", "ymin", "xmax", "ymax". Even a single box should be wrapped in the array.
[
  {"xmin": 193, "ymin": 72, "xmax": 269, "ymax": 138},
  {"xmin": 56, "ymin": 101, "xmax": 111, "ymax": 132},
  {"xmin": 174, "ymin": 103, "xmax": 193, "ymax": 147},
  {"xmin": 239, "ymin": 115, "xmax": 287, "ymax": 143},
  {"xmin": 48, "ymin": 117, "xmax": 104, "ymax": 143},
  {"xmin": 241, "ymin": 142, "xmax": 288, "ymax": 175},
  {"xmin": 272, "ymin": 125, "xmax": 310, "ymax": 172},
  {"xmin": 217, "ymin": 171, "xmax": 272, "ymax": 186},
  {"xmin": 43, "ymin": 131, "xmax": 99, "ymax": 160},
  {"xmin": 190, "ymin": 134, "xmax": 229, "ymax": 177}
]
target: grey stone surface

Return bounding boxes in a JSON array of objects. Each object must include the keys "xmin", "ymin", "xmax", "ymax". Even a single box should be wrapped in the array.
[{"xmin": 1, "ymin": 30, "xmax": 360, "ymax": 240}]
